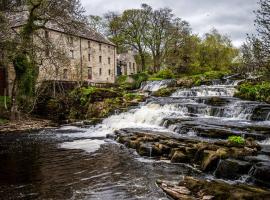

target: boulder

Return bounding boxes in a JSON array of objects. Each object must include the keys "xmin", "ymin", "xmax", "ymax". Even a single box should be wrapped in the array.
[
  {"xmin": 171, "ymin": 151, "xmax": 189, "ymax": 163},
  {"xmin": 249, "ymin": 162, "xmax": 270, "ymax": 187},
  {"xmin": 214, "ymin": 159, "xmax": 252, "ymax": 180},
  {"xmin": 157, "ymin": 176, "xmax": 270, "ymax": 200}
]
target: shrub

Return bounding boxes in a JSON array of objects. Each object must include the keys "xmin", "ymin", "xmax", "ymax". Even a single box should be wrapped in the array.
[
  {"xmin": 150, "ymin": 69, "xmax": 175, "ymax": 80},
  {"xmin": 228, "ymin": 136, "xmax": 245, "ymax": 145},
  {"xmin": 235, "ymin": 81, "xmax": 270, "ymax": 103},
  {"xmin": 123, "ymin": 93, "xmax": 144, "ymax": 101},
  {"xmin": 0, "ymin": 96, "xmax": 11, "ymax": 109},
  {"xmin": 0, "ymin": 118, "xmax": 8, "ymax": 125}
]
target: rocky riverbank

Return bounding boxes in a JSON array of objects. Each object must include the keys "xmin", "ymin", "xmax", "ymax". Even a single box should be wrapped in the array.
[
  {"xmin": 157, "ymin": 176, "xmax": 270, "ymax": 200},
  {"xmin": 109, "ymin": 128, "xmax": 270, "ymax": 199},
  {"xmin": 0, "ymin": 118, "xmax": 56, "ymax": 134}
]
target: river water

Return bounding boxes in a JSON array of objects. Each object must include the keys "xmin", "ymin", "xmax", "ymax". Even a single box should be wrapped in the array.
[{"xmin": 0, "ymin": 79, "xmax": 270, "ymax": 199}]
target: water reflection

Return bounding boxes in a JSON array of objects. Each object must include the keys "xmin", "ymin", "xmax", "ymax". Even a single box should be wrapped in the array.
[{"xmin": 0, "ymin": 131, "xmax": 197, "ymax": 200}]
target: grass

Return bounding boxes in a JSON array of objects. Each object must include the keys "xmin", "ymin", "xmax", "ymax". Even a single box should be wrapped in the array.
[{"xmin": 228, "ymin": 136, "xmax": 245, "ymax": 145}]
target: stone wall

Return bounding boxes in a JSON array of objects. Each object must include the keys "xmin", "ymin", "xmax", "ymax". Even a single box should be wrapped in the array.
[
  {"xmin": 117, "ymin": 51, "xmax": 137, "ymax": 76},
  {"xmin": 38, "ymin": 29, "xmax": 116, "ymax": 84}
]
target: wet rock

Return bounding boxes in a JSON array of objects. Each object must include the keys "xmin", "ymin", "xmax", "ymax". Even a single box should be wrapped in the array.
[
  {"xmin": 214, "ymin": 159, "xmax": 252, "ymax": 180},
  {"xmin": 152, "ymin": 88, "xmax": 177, "ymax": 97},
  {"xmin": 138, "ymin": 143, "xmax": 152, "ymax": 156},
  {"xmin": 201, "ymin": 150, "xmax": 220, "ymax": 172},
  {"xmin": 249, "ymin": 162, "xmax": 270, "ymax": 187},
  {"xmin": 171, "ymin": 151, "xmax": 189, "ymax": 163},
  {"xmin": 114, "ymin": 128, "xmax": 260, "ymax": 178},
  {"xmin": 251, "ymin": 105, "xmax": 270, "ymax": 121},
  {"xmin": 157, "ymin": 176, "xmax": 270, "ymax": 200},
  {"xmin": 204, "ymin": 97, "xmax": 231, "ymax": 106}
]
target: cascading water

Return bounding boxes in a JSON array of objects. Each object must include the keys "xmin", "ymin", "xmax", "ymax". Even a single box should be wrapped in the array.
[
  {"xmin": 140, "ymin": 79, "xmax": 176, "ymax": 92},
  {"xmin": 1, "ymin": 77, "xmax": 270, "ymax": 199}
]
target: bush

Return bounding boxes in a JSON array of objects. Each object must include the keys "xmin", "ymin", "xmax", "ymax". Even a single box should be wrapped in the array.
[
  {"xmin": 228, "ymin": 136, "xmax": 245, "ymax": 145},
  {"xmin": 0, "ymin": 118, "xmax": 8, "ymax": 125},
  {"xmin": 123, "ymin": 93, "xmax": 144, "ymax": 101},
  {"xmin": 150, "ymin": 69, "xmax": 175, "ymax": 80},
  {"xmin": 116, "ymin": 75, "xmax": 128, "ymax": 85},
  {"xmin": 235, "ymin": 81, "xmax": 270, "ymax": 103},
  {"xmin": 117, "ymin": 72, "xmax": 149, "ymax": 90},
  {"xmin": 0, "ymin": 96, "xmax": 11, "ymax": 109}
]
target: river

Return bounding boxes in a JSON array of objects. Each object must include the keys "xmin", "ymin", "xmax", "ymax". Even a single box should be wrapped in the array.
[{"xmin": 0, "ymin": 78, "xmax": 270, "ymax": 199}]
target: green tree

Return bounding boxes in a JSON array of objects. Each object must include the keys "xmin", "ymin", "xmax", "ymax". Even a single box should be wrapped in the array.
[{"xmin": 198, "ymin": 29, "xmax": 238, "ymax": 72}]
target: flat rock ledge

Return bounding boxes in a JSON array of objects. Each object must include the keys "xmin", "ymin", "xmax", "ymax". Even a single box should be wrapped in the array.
[
  {"xmin": 110, "ymin": 128, "xmax": 270, "ymax": 187},
  {"xmin": 157, "ymin": 176, "xmax": 270, "ymax": 200},
  {"xmin": 0, "ymin": 118, "xmax": 57, "ymax": 134}
]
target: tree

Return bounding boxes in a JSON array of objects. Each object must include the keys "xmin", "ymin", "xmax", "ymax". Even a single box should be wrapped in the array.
[
  {"xmin": 254, "ymin": 0, "xmax": 270, "ymax": 73},
  {"xmin": 165, "ymin": 34, "xmax": 201, "ymax": 74},
  {"xmin": 1, "ymin": 0, "xmax": 86, "ymax": 120},
  {"xmin": 88, "ymin": 15, "xmax": 106, "ymax": 35},
  {"xmin": 198, "ymin": 29, "xmax": 238, "ymax": 72},
  {"xmin": 142, "ymin": 5, "xmax": 190, "ymax": 72},
  {"xmin": 104, "ymin": 7, "xmax": 149, "ymax": 70},
  {"xmin": 240, "ymin": 35, "xmax": 264, "ymax": 73}
]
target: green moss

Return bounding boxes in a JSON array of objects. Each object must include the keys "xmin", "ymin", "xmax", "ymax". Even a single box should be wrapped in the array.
[
  {"xmin": 0, "ymin": 96, "xmax": 11, "ymax": 108},
  {"xmin": 0, "ymin": 118, "xmax": 8, "ymax": 125},
  {"xmin": 179, "ymin": 71, "xmax": 230, "ymax": 87},
  {"xmin": 152, "ymin": 88, "xmax": 177, "ymax": 97},
  {"xmin": 228, "ymin": 136, "xmax": 245, "ymax": 145},
  {"xmin": 148, "ymin": 77, "xmax": 164, "ymax": 81},
  {"xmin": 123, "ymin": 93, "xmax": 144, "ymax": 101},
  {"xmin": 235, "ymin": 81, "xmax": 270, "ymax": 103}
]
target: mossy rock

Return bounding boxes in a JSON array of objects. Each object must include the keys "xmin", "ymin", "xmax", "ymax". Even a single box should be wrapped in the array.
[{"xmin": 152, "ymin": 88, "xmax": 177, "ymax": 97}]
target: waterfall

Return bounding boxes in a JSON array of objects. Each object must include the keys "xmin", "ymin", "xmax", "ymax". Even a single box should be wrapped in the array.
[
  {"xmin": 171, "ymin": 85, "xmax": 236, "ymax": 97},
  {"xmin": 140, "ymin": 79, "xmax": 176, "ymax": 92},
  {"xmin": 59, "ymin": 77, "xmax": 270, "ymax": 142}
]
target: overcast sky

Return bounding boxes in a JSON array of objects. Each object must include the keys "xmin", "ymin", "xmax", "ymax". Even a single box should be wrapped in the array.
[{"xmin": 81, "ymin": 0, "xmax": 259, "ymax": 47}]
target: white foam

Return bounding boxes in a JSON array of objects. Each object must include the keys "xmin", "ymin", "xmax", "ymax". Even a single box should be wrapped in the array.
[{"xmin": 60, "ymin": 139, "xmax": 106, "ymax": 153}]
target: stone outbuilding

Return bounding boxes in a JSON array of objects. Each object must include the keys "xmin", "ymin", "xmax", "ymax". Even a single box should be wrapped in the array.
[{"xmin": 117, "ymin": 51, "xmax": 138, "ymax": 76}]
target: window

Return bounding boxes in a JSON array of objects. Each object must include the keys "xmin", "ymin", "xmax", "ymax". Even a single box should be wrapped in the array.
[
  {"xmin": 108, "ymin": 57, "xmax": 111, "ymax": 64},
  {"xmin": 68, "ymin": 36, "xmax": 74, "ymax": 45},
  {"xmin": 99, "ymin": 56, "xmax": 102, "ymax": 63},
  {"xmin": 129, "ymin": 62, "xmax": 131, "ymax": 70},
  {"xmin": 45, "ymin": 47, "xmax": 50, "ymax": 57},
  {"xmin": 99, "ymin": 68, "xmax": 102, "ymax": 76},
  {"xmin": 70, "ymin": 50, "xmax": 74, "ymax": 59},
  {"xmin": 133, "ymin": 63, "xmax": 135, "ymax": 72},
  {"xmin": 63, "ymin": 69, "xmax": 68, "ymax": 79},
  {"xmin": 88, "ymin": 54, "xmax": 91, "ymax": 62},
  {"xmin": 45, "ymin": 30, "xmax": 49, "ymax": 39},
  {"xmin": 88, "ymin": 67, "xmax": 92, "ymax": 79},
  {"xmin": 55, "ymin": 67, "xmax": 59, "ymax": 76},
  {"xmin": 108, "ymin": 69, "xmax": 111, "ymax": 75},
  {"xmin": 88, "ymin": 41, "xmax": 91, "ymax": 48},
  {"xmin": 99, "ymin": 43, "xmax": 102, "ymax": 51}
]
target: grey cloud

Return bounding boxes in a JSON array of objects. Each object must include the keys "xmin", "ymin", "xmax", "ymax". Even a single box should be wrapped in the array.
[{"xmin": 81, "ymin": 0, "xmax": 259, "ymax": 47}]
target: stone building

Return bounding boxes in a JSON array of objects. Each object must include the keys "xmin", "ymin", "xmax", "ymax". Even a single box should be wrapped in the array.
[
  {"xmin": 117, "ymin": 51, "xmax": 137, "ymax": 76},
  {"xmin": 1, "ymin": 11, "xmax": 117, "ymax": 96}
]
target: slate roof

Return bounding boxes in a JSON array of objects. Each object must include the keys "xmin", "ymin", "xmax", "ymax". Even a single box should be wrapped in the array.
[{"xmin": 8, "ymin": 11, "xmax": 115, "ymax": 46}]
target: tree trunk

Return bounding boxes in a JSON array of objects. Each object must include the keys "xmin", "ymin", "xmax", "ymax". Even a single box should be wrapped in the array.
[
  {"xmin": 138, "ymin": 47, "xmax": 146, "ymax": 72},
  {"xmin": 153, "ymin": 55, "xmax": 161, "ymax": 73},
  {"xmin": 10, "ymin": 77, "xmax": 20, "ymax": 121}
]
